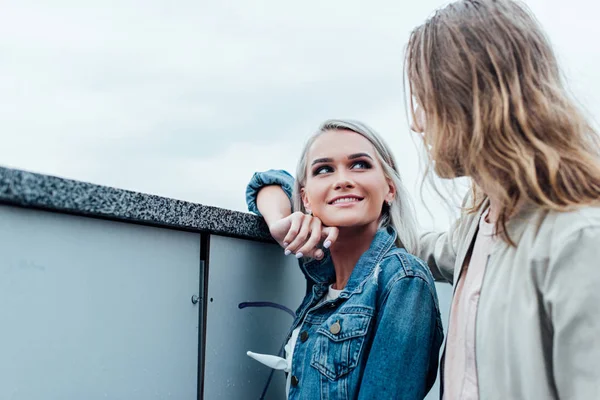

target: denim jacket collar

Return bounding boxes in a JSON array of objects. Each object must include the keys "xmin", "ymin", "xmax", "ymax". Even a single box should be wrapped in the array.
[{"xmin": 301, "ymin": 226, "xmax": 398, "ymax": 297}]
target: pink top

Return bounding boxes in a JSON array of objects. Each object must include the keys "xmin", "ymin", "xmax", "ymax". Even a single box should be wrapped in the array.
[{"xmin": 443, "ymin": 208, "xmax": 495, "ymax": 400}]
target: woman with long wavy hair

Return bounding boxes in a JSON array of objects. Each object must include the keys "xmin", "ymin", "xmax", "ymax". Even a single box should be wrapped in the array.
[{"xmin": 246, "ymin": 0, "xmax": 600, "ymax": 398}]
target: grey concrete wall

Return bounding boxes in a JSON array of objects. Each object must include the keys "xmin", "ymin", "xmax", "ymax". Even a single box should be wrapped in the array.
[{"xmin": 0, "ymin": 205, "xmax": 201, "ymax": 400}]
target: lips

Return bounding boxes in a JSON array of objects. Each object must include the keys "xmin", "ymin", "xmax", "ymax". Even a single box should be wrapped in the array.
[{"xmin": 328, "ymin": 195, "xmax": 364, "ymax": 205}]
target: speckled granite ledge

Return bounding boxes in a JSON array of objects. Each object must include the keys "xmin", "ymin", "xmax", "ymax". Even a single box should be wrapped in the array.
[{"xmin": 0, "ymin": 166, "xmax": 272, "ymax": 242}]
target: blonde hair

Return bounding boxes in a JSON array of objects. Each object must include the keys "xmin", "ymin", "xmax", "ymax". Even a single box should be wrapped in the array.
[
  {"xmin": 293, "ymin": 119, "xmax": 420, "ymax": 254},
  {"xmin": 405, "ymin": 0, "xmax": 600, "ymax": 244}
]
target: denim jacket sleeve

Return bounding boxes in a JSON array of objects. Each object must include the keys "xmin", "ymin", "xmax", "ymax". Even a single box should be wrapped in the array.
[
  {"xmin": 245, "ymin": 169, "xmax": 295, "ymax": 216},
  {"xmin": 358, "ymin": 274, "xmax": 442, "ymax": 400}
]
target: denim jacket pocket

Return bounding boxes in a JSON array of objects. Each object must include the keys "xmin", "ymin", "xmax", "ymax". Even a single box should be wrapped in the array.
[{"xmin": 310, "ymin": 307, "xmax": 373, "ymax": 381}]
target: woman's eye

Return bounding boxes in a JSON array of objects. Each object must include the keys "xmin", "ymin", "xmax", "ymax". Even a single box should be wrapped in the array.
[
  {"xmin": 351, "ymin": 160, "xmax": 372, "ymax": 170},
  {"xmin": 313, "ymin": 166, "xmax": 333, "ymax": 175}
]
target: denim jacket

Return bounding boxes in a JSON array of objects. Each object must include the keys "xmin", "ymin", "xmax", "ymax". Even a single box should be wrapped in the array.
[{"xmin": 246, "ymin": 170, "xmax": 444, "ymax": 400}]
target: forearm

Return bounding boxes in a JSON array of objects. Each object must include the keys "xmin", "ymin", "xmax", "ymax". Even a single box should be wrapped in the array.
[{"xmin": 256, "ymin": 185, "xmax": 293, "ymax": 228}]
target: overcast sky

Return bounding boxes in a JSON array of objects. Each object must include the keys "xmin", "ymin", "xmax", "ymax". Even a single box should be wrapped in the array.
[{"xmin": 1, "ymin": 0, "xmax": 598, "ymax": 231}]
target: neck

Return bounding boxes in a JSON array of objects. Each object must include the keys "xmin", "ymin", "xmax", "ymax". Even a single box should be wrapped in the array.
[
  {"xmin": 475, "ymin": 179, "xmax": 521, "ymax": 224},
  {"xmin": 487, "ymin": 195, "xmax": 501, "ymax": 224},
  {"xmin": 473, "ymin": 178, "xmax": 501, "ymax": 224},
  {"xmin": 329, "ymin": 222, "xmax": 379, "ymax": 290}
]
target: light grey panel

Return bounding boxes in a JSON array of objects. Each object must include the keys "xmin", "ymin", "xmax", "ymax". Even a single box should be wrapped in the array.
[
  {"xmin": 204, "ymin": 235, "xmax": 305, "ymax": 400},
  {"xmin": 0, "ymin": 205, "xmax": 201, "ymax": 400}
]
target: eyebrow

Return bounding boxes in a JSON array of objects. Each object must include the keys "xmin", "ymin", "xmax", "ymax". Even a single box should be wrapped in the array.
[
  {"xmin": 348, "ymin": 152, "xmax": 373, "ymax": 160},
  {"xmin": 310, "ymin": 152, "xmax": 373, "ymax": 166}
]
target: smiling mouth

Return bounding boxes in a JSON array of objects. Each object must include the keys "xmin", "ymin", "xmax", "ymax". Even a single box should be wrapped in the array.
[{"xmin": 328, "ymin": 196, "xmax": 364, "ymax": 205}]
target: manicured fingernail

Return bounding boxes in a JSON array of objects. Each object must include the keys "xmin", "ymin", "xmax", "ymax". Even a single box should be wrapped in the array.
[
  {"xmin": 315, "ymin": 250, "xmax": 324, "ymax": 259},
  {"xmin": 283, "ymin": 242, "xmax": 289, "ymax": 247},
  {"xmin": 295, "ymin": 252, "xmax": 304, "ymax": 259},
  {"xmin": 284, "ymin": 249, "xmax": 291, "ymax": 256},
  {"xmin": 324, "ymin": 240, "xmax": 331, "ymax": 249}
]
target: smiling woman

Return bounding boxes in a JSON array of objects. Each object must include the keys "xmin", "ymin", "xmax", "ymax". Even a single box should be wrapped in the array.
[
  {"xmin": 292, "ymin": 120, "xmax": 420, "ymax": 256},
  {"xmin": 245, "ymin": 119, "xmax": 443, "ymax": 400}
]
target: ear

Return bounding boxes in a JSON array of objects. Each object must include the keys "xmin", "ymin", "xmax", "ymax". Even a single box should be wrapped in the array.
[
  {"xmin": 301, "ymin": 188, "xmax": 312, "ymax": 213},
  {"xmin": 385, "ymin": 178, "xmax": 397, "ymax": 204}
]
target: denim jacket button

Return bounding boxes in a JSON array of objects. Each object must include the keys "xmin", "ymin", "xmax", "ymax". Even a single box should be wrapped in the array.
[
  {"xmin": 329, "ymin": 321, "xmax": 341, "ymax": 335},
  {"xmin": 300, "ymin": 331, "xmax": 309, "ymax": 342},
  {"xmin": 291, "ymin": 375, "xmax": 299, "ymax": 387}
]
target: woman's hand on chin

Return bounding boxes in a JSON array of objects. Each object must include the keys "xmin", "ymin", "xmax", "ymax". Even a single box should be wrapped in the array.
[{"xmin": 269, "ymin": 211, "xmax": 338, "ymax": 260}]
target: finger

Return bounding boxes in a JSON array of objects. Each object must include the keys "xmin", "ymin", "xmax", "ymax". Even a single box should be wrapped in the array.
[
  {"xmin": 286, "ymin": 215, "xmax": 312, "ymax": 256},
  {"xmin": 322, "ymin": 226, "xmax": 339, "ymax": 249},
  {"xmin": 282, "ymin": 212, "xmax": 303, "ymax": 249},
  {"xmin": 313, "ymin": 249, "xmax": 325, "ymax": 260},
  {"xmin": 297, "ymin": 217, "xmax": 323, "ymax": 258}
]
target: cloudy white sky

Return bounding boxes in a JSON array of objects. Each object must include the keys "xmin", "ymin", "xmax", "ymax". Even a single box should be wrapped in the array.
[{"xmin": 1, "ymin": 0, "xmax": 598, "ymax": 231}]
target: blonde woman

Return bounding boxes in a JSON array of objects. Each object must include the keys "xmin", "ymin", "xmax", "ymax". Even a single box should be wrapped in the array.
[
  {"xmin": 246, "ymin": 0, "xmax": 600, "ymax": 399},
  {"xmin": 247, "ymin": 119, "xmax": 442, "ymax": 399}
]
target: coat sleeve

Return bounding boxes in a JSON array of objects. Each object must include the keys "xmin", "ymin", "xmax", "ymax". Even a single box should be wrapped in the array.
[{"xmin": 418, "ymin": 222, "xmax": 459, "ymax": 284}]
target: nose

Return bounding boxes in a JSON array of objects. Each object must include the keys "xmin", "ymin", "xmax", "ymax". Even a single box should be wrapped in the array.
[
  {"xmin": 333, "ymin": 171, "xmax": 355, "ymax": 190},
  {"xmin": 411, "ymin": 104, "xmax": 425, "ymax": 134},
  {"xmin": 410, "ymin": 119, "xmax": 422, "ymax": 134}
]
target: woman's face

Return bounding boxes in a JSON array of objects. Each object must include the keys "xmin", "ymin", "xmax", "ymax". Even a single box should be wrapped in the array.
[
  {"xmin": 410, "ymin": 101, "xmax": 433, "ymax": 153},
  {"xmin": 301, "ymin": 129, "xmax": 395, "ymax": 229},
  {"xmin": 410, "ymin": 99, "xmax": 465, "ymax": 178}
]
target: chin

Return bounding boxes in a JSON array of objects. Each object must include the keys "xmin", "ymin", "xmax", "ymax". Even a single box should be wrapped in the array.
[{"xmin": 318, "ymin": 215, "xmax": 374, "ymax": 229}]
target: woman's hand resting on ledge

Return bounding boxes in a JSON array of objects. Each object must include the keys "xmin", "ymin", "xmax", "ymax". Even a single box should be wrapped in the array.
[
  {"xmin": 255, "ymin": 185, "xmax": 338, "ymax": 260},
  {"xmin": 270, "ymin": 212, "xmax": 338, "ymax": 260}
]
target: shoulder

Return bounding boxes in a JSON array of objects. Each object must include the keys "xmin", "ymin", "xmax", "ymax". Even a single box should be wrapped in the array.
[
  {"xmin": 379, "ymin": 248, "xmax": 437, "ymax": 291},
  {"xmin": 550, "ymin": 205, "xmax": 600, "ymax": 229},
  {"xmin": 530, "ymin": 205, "xmax": 600, "ymax": 260},
  {"xmin": 532, "ymin": 206, "xmax": 600, "ymax": 305},
  {"xmin": 538, "ymin": 205, "xmax": 600, "ymax": 240},
  {"xmin": 372, "ymin": 249, "xmax": 441, "ymax": 315}
]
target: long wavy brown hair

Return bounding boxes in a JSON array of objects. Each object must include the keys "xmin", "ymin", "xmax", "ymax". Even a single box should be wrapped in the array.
[{"xmin": 405, "ymin": 0, "xmax": 600, "ymax": 244}]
